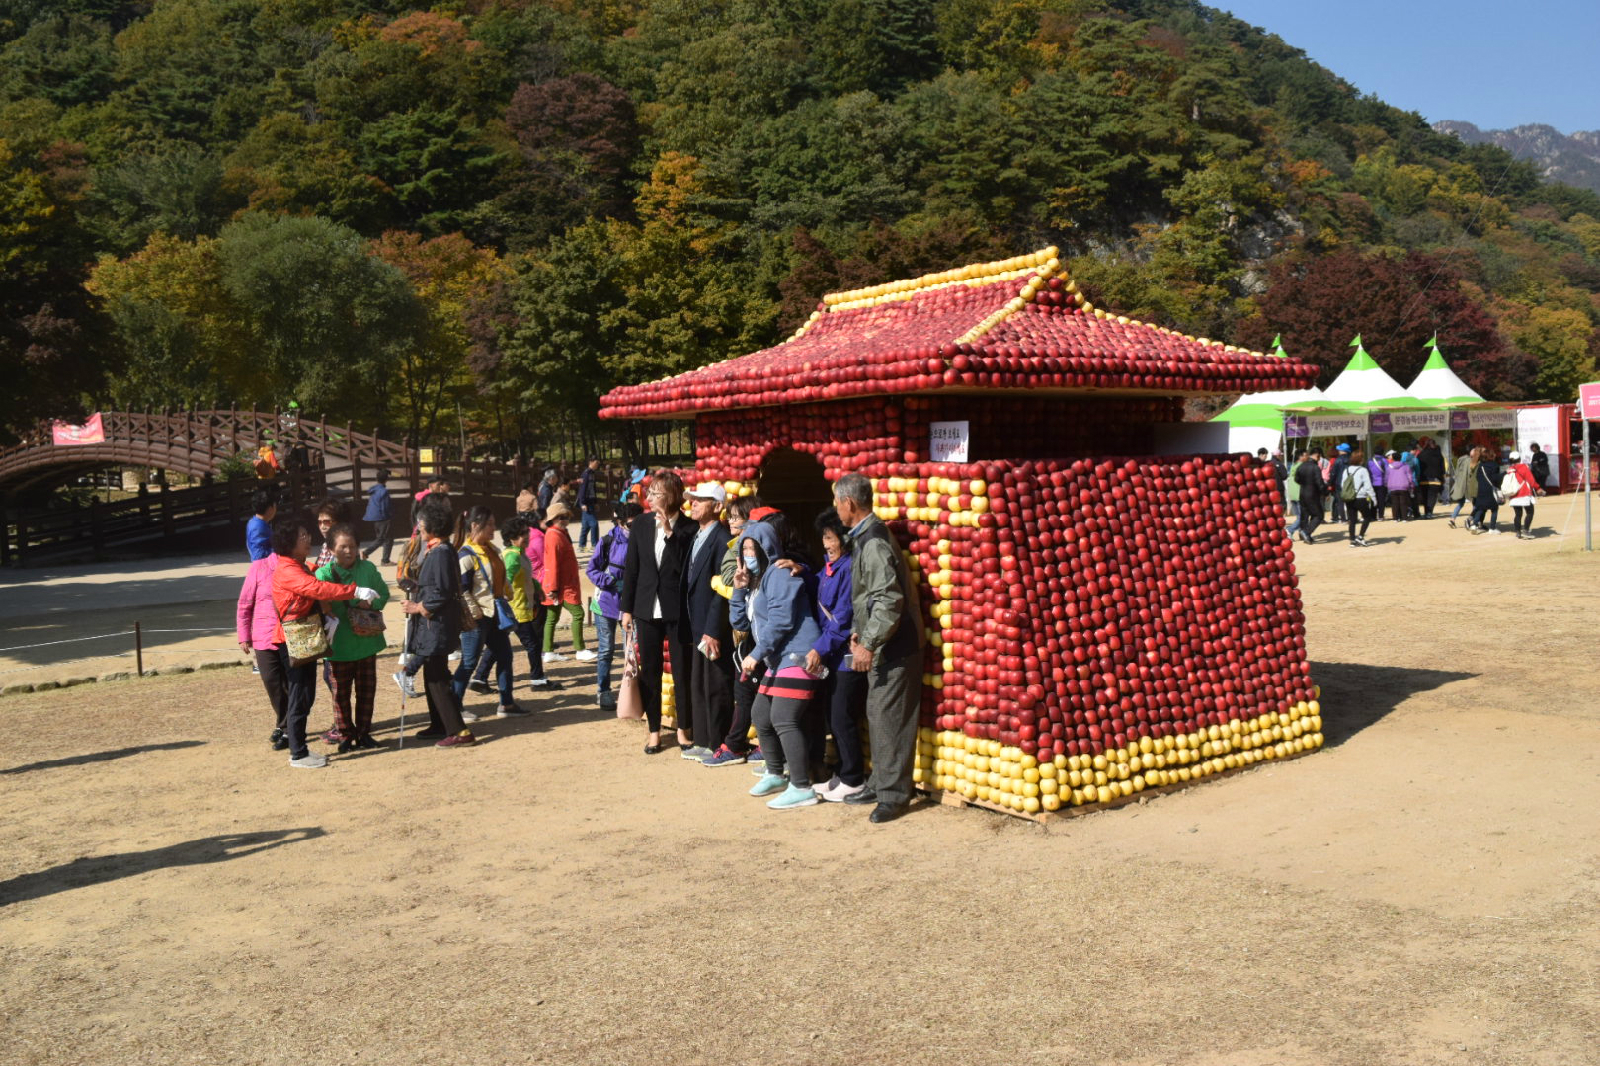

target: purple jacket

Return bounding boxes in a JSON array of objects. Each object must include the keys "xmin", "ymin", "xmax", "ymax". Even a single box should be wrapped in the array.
[
  {"xmin": 1385, "ymin": 459, "xmax": 1414, "ymax": 492},
  {"xmin": 1367, "ymin": 456, "xmax": 1386, "ymax": 487},
  {"xmin": 585, "ymin": 523, "xmax": 630, "ymax": 620},
  {"xmin": 811, "ymin": 552, "xmax": 856, "ymax": 672},
  {"xmin": 235, "ymin": 554, "xmax": 280, "ymax": 650}
]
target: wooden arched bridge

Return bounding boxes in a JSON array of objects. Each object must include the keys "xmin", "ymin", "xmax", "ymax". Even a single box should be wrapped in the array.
[
  {"xmin": 0, "ymin": 409, "xmax": 422, "ymax": 565},
  {"xmin": 0, "ymin": 409, "xmax": 410, "ymax": 493},
  {"xmin": 1, "ymin": 408, "xmax": 693, "ymax": 565}
]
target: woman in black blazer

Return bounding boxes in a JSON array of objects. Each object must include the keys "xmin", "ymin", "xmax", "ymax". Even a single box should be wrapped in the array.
[{"xmin": 619, "ymin": 471, "xmax": 698, "ymax": 753}]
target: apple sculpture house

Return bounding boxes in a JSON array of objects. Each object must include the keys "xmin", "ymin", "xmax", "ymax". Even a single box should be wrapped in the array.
[{"xmin": 601, "ymin": 249, "xmax": 1325, "ymax": 818}]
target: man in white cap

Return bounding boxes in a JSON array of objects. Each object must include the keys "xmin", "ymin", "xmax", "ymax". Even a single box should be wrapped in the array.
[{"xmin": 680, "ymin": 482, "xmax": 734, "ymax": 761}]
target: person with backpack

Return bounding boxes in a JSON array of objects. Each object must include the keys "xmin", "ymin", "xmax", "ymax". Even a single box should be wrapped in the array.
[
  {"xmin": 587, "ymin": 502, "xmax": 642, "ymax": 710},
  {"xmin": 1502, "ymin": 451, "xmax": 1543, "ymax": 540},
  {"xmin": 1292, "ymin": 449, "xmax": 1325, "ymax": 544},
  {"xmin": 1366, "ymin": 448, "xmax": 1388, "ymax": 520},
  {"xmin": 1339, "ymin": 447, "xmax": 1377, "ymax": 546}
]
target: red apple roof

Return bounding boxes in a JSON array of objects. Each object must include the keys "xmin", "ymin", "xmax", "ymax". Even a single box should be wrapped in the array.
[{"xmin": 598, "ymin": 248, "xmax": 1320, "ymax": 420}]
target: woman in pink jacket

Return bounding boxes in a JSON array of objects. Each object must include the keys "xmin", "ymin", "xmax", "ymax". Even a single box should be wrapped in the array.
[{"xmin": 236, "ymin": 553, "xmax": 289, "ymax": 750}]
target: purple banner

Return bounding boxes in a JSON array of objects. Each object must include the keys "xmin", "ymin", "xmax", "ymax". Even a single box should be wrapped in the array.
[
  {"xmin": 1285, "ymin": 415, "xmax": 1308, "ymax": 439},
  {"xmin": 1369, "ymin": 413, "xmax": 1392, "ymax": 434},
  {"xmin": 1450, "ymin": 411, "xmax": 1470, "ymax": 431}
]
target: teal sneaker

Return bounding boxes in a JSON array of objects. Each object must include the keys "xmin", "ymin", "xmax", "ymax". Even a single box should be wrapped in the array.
[
  {"xmin": 749, "ymin": 773, "xmax": 788, "ymax": 797},
  {"xmin": 766, "ymin": 784, "xmax": 818, "ymax": 810}
]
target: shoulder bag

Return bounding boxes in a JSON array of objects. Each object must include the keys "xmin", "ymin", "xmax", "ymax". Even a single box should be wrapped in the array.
[
  {"xmin": 469, "ymin": 549, "xmax": 517, "ymax": 631},
  {"xmin": 275, "ymin": 600, "xmax": 330, "ymax": 668}
]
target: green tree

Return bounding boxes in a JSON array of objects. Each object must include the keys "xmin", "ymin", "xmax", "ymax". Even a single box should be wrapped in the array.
[{"xmin": 215, "ymin": 213, "xmax": 422, "ymax": 428}]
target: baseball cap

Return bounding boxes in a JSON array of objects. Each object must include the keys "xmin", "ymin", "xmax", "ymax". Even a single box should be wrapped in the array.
[
  {"xmin": 686, "ymin": 481, "xmax": 727, "ymax": 504},
  {"xmin": 748, "ymin": 506, "xmax": 780, "ymax": 521},
  {"xmin": 1508, "ymin": 450, "xmax": 1521, "ymax": 461},
  {"xmin": 1335, "ymin": 443, "xmax": 1351, "ymax": 453}
]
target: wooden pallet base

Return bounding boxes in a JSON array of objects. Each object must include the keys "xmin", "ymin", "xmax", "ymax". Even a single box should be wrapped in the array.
[{"xmin": 917, "ymin": 744, "xmax": 1320, "ymax": 825}]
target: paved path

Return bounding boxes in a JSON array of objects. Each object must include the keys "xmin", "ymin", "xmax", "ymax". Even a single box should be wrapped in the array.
[{"xmin": 0, "ymin": 527, "xmax": 619, "ymax": 691}]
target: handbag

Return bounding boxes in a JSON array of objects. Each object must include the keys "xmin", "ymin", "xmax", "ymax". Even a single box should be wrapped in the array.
[
  {"xmin": 1481, "ymin": 466, "xmax": 1505, "ymax": 505},
  {"xmin": 347, "ymin": 604, "xmax": 386, "ymax": 637},
  {"xmin": 276, "ymin": 602, "xmax": 330, "ymax": 667},
  {"xmin": 616, "ymin": 624, "xmax": 643, "ymax": 720}
]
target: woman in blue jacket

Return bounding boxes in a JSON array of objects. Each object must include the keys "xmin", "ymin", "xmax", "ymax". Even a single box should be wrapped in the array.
[
  {"xmin": 731, "ymin": 516, "xmax": 824, "ymax": 811},
  {"xmin": 806, "ymin": 509, "xmax": 867, "ymax": 802}
]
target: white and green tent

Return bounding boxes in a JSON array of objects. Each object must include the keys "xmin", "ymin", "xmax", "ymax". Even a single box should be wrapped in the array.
[
  {"xmin": 1405, "ymin": 336, "xmax": 1483, "ymax": 407},
  {"xmin": 1316, "ymin": 336, "xmax": 1417, "ymax": 410},
  {"xmin": 1210, "ymin": 336, "xmax": 1323, "ymax": 452}
]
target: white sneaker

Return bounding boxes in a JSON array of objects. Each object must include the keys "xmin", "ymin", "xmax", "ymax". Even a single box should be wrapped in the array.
[
  {"xmin": 289, "ymin": 752, "xmax": 328, "ymax": 768},
  {"xmin": 543, "ymin": 651, "xmax": 568, "ymax": 662},
  {"xmin": 448, "ymin": 651, "xmax": 462, "ymax": 663},
  {"xmin": 461, "ymin": 708, "xmax": 482, "ymax": 723},
  {"xmin": 573, "ymin": 649, "xmax": 598, "ymax": 662},
  {"xmin": 1485, "ymin": 528, "xmax": 1501, "ymax": 535},
  {"xmin": 817, "ymin": 775, "xmax": 865, "ymax": 803}
]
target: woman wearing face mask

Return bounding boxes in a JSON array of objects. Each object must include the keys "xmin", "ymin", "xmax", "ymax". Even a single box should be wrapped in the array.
[
  {"xmin": 315, "ymin": 523, "xmax": 391, "ymax": 751},
  {"xmin": 732, "ymin": 514, "xmax": 826, "ymax": 811}
]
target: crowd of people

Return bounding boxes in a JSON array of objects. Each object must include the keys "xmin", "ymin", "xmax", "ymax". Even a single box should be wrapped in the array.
[
  {"xmin": 1263, "ymin": 439, "xmax": 1548, "ymax": 546},
  {"xmin": 235, "ymin": 466, "xmax": 925, "ymax": 824}
]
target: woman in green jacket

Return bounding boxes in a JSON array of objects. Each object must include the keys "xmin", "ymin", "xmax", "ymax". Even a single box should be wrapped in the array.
[{"xmin": 316, "ymin": 524, "xmax": 391, "ymax": 751}]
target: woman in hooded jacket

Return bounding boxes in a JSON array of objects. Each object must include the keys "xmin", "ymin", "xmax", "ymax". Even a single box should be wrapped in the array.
[{"xmin": 732, "ymin": 515, "xmax": 825, "ymax": 811}]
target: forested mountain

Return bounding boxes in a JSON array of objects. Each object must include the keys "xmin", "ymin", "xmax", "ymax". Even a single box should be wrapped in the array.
[{"xmin": 3, "ymin": 0, "xmax": 1597, "ymax": 449}]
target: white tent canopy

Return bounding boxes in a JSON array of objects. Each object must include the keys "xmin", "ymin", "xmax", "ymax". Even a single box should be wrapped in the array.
[
  {"xmin": 1318, "ymin": 337, "xmax": 1417, "ymax": 410},
  {"xmin": 1407, "ymin": 338, "xmax": 1483, "ymax": 407}
]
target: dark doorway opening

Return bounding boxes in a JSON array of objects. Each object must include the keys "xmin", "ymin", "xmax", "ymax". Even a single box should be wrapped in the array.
[{"xmin": 756, "ymin": 447, "xmax": 831, "ymax": 564}]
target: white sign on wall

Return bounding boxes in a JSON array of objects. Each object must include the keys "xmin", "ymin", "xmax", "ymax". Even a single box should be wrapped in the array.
[
  {"xmin": 1468, "ymin": 409, "xmax": 1516, "ymax": 430},
  {"xmin": 1306, "ymin": 414, "xmax": 1368, "ymax": 436},
  {"xmin": 1390, "ymin": 411, "xmax": 1448, "ymax": 433},
  {"xmin": 1516, "ymin": 406, "xmax": 1561, "ymax": 486},
  {"xmin": 930, "ymin": 420, "xmax": 970, "ymax": 462}
]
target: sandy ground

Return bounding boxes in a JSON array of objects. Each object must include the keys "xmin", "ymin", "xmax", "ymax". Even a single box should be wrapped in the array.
[{"xmin": 3, "ymin": 501, "xmax": 1599, "ymax": 1066}]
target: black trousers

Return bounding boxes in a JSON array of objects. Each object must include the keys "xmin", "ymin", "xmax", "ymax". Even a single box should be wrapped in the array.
[
  {"xmin": 688, "ymin": 639, "xmax": 735, "ymax": 752},
  {"xmin": 255, "ymin": 645, "xmax": 289, "ymax": 730},
  {"xmin": 1346, "ymin": 498, "xmax": 1374, "ymax": 541},
  {"xmin": 283, "ymin": 660, "xmax": 318, "ymax": 759},
  {"xmin": 1419, "ymin": 483, "xmax": 1441, "ymax": 516},
  {"xmin": 1512, "ymin": 504, "xmax": 1534, "ymax": 533},
  {"xmin": 1389, "ymin": 489, "xmax": 1412, "ymax": 522},
  {"xmin": 363, "ymin": 518, "xmax": 392, "ymax": 563},
  {"xmin": 634, "ymin": 617, "xmax": 690, "ymax": 734},
  {"xmin": 422, "ymin": 652, "xmax": 466, "ymax": 735},
  {"xmin": 1300, "ymin": 499, "xmax": 1323, "ymax": 537},
  {"xmin": 825, "ymin": 669, "xmax": 869, "ymax": 786},
  {"xmin": 723, "ymin": 645, "xmax": 762, "ymax": 752}
]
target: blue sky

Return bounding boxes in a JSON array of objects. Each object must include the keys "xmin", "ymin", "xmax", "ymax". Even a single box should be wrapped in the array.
[{"xmin": 1215, "ymin": 1, "xmax": 1600, "ymax": 133}]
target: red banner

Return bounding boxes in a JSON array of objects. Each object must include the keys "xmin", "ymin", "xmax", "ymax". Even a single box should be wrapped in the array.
[{"xmin": 52, "ymin": 413, "xmax": 105, "ymax": 445}]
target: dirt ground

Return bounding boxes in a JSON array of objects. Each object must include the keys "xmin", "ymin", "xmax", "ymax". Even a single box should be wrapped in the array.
[{"xmin": 3, "ymin": 500, "xmax": 1599, "ymax": 1066}]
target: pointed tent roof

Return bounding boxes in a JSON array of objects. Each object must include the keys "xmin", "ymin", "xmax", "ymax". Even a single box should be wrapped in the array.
[
  {"xmin": 598, "ymin": 249, "xmax": 1321, "ymax": 420},
  {"xmin": 1209, "ymin": 337, "xmax": 1324, "ymax": 428},
  {"xmin": 1314, "ymin": 336, "xmax": 1417, "ymax": 410},
  {"xmin": 1406, "ymin": 337, "xmax": 1484, "ymax": 407}
]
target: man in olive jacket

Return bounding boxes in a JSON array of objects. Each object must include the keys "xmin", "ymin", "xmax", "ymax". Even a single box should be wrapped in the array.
[{"xmin": 833, "ymin": 472, "xmax": 923, "ymax": 823}]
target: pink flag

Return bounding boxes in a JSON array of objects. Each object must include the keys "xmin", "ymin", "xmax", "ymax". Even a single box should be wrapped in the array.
[{"xmin": 52, "ymin": 412, "xmax": 105, "ymax": 445}]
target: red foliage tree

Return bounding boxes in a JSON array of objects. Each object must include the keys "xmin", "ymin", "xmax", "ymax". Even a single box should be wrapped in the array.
[{"xmin": 1235, "ymin": 247, "xmax": 1534, "ymax": 399}]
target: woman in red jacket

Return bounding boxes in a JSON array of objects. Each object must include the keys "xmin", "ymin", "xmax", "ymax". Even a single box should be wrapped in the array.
[
  {"xmin": 271, "ymin": 513, "xmax": 373, "ymax": 768},
  {"xmin": 541, "ymin": 503, "xmax": 589, "ymax": 661}
]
